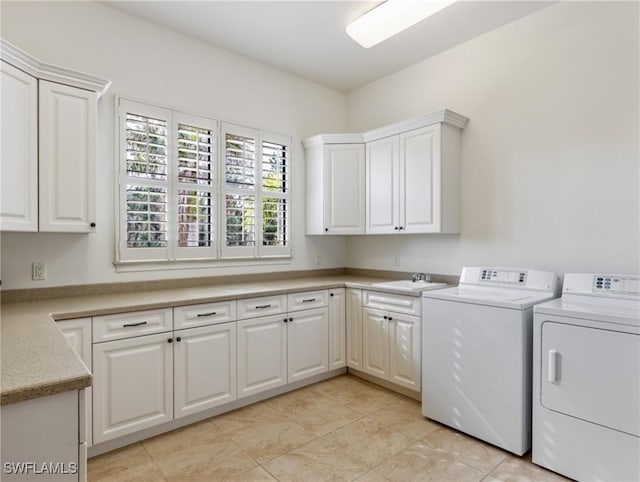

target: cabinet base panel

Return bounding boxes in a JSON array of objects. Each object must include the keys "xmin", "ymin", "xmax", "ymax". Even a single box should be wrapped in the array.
[
  {"xmin": 347, "ymin": 368, "xmax": 420, "ymax": 401},
  {"xmin": 88, "ymin": 368, "xmax": 346, "ymax": 458}
]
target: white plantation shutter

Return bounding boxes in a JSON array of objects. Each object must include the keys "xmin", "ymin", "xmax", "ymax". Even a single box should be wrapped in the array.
[
  {"xmin": 261, "ymin": 135, "xmax": 290, "ymax": 256},
  {"xmin": 119, "ymin": 101, "xmax": 172, "ymax": 261},
  {"xmin": 221, "ymin": 123, "xmax": 291, "ymax": 258},
  {"xmin": 118, "ymin": 100, "xmax": 218, "ymax": 261},
  {"xmin": 174, "ymin": 112, "xmax": 217, "ymax": 259},
  {"xmin": 221, "ymin": 124, "xmax": 257, "ymax": 258}
]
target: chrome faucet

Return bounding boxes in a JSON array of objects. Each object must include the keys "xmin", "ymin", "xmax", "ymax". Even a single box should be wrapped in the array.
[{"xmin": 412, "ymin": 272, "xmax": 431, "ymax": 283}]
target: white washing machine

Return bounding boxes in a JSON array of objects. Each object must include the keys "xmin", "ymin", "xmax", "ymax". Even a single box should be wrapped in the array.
[
  {"xmin": 422, "ymin": 267, "xmax": 560, "ymax": 455},
  {"xmin": 532, "ymin": 273, "xmax": 640, "ymax": 481}
]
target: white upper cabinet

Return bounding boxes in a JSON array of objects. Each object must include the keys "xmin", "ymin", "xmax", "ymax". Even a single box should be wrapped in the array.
[
  {"xmin": 366, "ymin": 136, "xmax": 399, "ymax": 234},
  {"xmin": 39, "ymin": 81, "xmax": 97, "ymax": 233},
  {"xmin": 305, "ymin": 110, "xmax": 467, "ymax": 236},
  {"xmin": 0, "ymin": 39, "xmax": 110, "ymax": 233},
  {"xmin": 0, "ymin": 61, "xmax": 38, "ymax": 232},
  {"xmin": 365, "ymin": 113, "xmax": 467, "ymax": 234},
  {"xmin": 400, "ymin": 125, "xmax": 439, "ymax": 233},
  {"xmin": 303, "ymin": 134, "xmax": 365, "ymax": 235}
]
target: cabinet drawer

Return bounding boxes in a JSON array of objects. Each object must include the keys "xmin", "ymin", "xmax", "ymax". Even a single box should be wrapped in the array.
[
  {"xmin": 174, "ymin": 301, "xmax": 236, "ymax": 330},
  {"xmin": 363, "ymin": 291, "xmax": 421, "ymax": 316},
  {"xmin": 93, "ymin": 308, "xmax": 172, "ymax": 343},
  {"xmin": 237, "ymin": 294, "xmax": 287, "ymax": 320},
  {"xmin": 287, "ymin": 290, "xmax": 329, "ymax": 312}
]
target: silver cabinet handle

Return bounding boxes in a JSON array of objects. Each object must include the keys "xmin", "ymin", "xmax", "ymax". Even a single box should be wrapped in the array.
[
  {"xmin": 123, "ymin": 321, "xmax": 147, "ymax": 328},
  {"xmin": 256, "ymin": 304, "xmax": 271, "ymax": 309},
  {"xmin": 197, "ymin": 312, "xmax": 217, "ymax": 317},
  {"xmin": 302, "ymin": 298, "xmax": 316, "ymax": 303}
]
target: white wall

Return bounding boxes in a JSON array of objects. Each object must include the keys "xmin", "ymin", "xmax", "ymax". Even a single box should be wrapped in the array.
[
  {"xmin": 346, "ymin": 1, "xmax": 640, "ymax": 276},
  {"xmin": 0, "ymin": 1, "xmax": 348, "ymax": 289}
]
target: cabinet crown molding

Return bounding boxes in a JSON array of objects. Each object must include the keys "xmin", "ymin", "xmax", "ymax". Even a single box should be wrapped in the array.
[
  {"xmin": 302, "ymin": 133, "xmax": 364, "ymax": 149},
  {"xmin": 0, "ymin": 38, "xmax": 111, "ymax": 98},
  {"xmin": 303, "ymin": 109, "xmax": 468, "ymax": 147},
  {"xmin": 362, "ymin": 109, "xmax": 468, "ymax": 142}
]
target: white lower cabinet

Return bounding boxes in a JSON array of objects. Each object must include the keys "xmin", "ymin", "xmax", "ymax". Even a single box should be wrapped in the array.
[
  {"xmin": 363, "ymin": 308, "xmax": 390, "ymax": 379},
  {"xmin": 1, "ymin": 391, "xmax": 80, "ymax": 481},
  {"xmin": 57, "ymin": 318, "xmax": 93, "ymax": 447},
  {"xmin": 237, "ymin": 298, "xmax": 331, "ymax": 399},
  {"xmin": 361, "ymin": 291, "xmax": 422, "ymax": 391},
  {"xmin": 84, "ymin": 286, "xmax": 346, "ymax": 447},
  {"xmin": 328, "ymin": 289, "xmax": 346, "ymax": 369},
  {"xmin": 346, "ymin": 288, "xmax": 363, "ymax": 370},
  {"xmin": 288, "ymin": 307, "xmax": 329, "ymax": 382},
  {"xmin": 174, "ymin": 323, "xmax": 236, "ymax": 418},
  {"xmin": 92, "ymin": 332, "xmax": 173, "ymax": 444},
  {"xmin": 388, "ymin": 313, "xmax": 421, "ymax": 391},
  {"xmin": 237, "ymin": 314, "xmax": 288, "ymax": 398}
]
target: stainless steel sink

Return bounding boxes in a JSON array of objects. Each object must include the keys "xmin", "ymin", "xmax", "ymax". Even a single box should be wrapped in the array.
[{"xmin": 371, "ymin": 280, "xmax": 448, "ymax": 292}]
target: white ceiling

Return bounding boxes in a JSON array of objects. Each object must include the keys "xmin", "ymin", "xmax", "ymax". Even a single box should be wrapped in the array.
[{"xmin": 104, "ymin": 1, "xmax": 553, "ymax": 92}]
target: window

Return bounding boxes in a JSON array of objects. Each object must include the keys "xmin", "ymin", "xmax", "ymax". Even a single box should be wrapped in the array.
[
  {"xmin": 221, "ymin": 123, "xmax": 290, "ymax": 258},
  {"xmin": 117, "ymin": 99, "xmax": 291, "ymax": 264}
]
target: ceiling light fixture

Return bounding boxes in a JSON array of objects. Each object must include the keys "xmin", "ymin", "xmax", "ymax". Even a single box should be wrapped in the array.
[{"xmin": 346, "ymin": 0, "xmax": 458, "ymax": 48}]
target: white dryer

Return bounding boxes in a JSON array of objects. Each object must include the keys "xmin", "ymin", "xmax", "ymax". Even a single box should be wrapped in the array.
[
  {"xmin": 532, "ymin": 273, "xmax": 640, "ymax": 482},
  {"xmin": 422, "ymin": 267, "xmax": 559, "ymax": 455}
]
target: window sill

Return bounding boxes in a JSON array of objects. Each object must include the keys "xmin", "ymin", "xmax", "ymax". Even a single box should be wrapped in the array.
[{"xmin": 113, "ymin": 256, "xmax": 292, "ymax": 273}]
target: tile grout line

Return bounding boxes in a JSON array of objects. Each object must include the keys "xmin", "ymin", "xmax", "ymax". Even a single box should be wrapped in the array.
[{"xmin": 139, "ymin": 441, "xmax": 170, "ymax": 482}]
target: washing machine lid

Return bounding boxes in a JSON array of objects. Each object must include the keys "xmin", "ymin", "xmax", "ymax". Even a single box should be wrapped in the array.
[
  {"xmin": 535, "ymin": 273, "xmax": 640, "ymax": 327},
  {"xmin": 422, "ymin": 267, "xmax": 559, "ymax": 310},
  {"xmin": 422, "ymin": 286, "xmax": 556, "ymax": 310}
]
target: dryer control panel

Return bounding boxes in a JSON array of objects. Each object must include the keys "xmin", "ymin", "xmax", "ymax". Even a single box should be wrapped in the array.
[{"xmin": 563, "ymin": 273, "xmax": 640, "ymax": 298}]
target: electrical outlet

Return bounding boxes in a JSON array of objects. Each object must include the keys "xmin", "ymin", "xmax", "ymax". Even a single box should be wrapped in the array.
[
  {"xmin": 393, "ymin": 255, "xmax": 400, "ymax": 267},
  {"xmin": 315, "ymin": 252, "xmax": 321, "ymax": 265},
  {"xmin": 32, "ymin": 261, "xmax": 46, "ymax": 280}
]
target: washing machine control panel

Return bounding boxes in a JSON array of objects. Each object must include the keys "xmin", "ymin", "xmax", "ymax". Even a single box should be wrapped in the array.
[
  {"xmin": 480, "ymin": 268, "xmax": 527, "ymax": 285},
  {"xmin": 460, "ymin": 267, "xmax": 559, "ymax": 292}
]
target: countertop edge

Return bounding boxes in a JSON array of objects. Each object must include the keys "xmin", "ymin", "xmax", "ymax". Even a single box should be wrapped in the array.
[{"xmin": 1, "ymin": 373, "xmax": 92, "ymax": 406}]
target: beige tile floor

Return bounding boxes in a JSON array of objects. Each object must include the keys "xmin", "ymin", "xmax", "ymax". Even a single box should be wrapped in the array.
[{"xmin": 88, "ymin": 374, "xmax": 570, "ymax": 482}]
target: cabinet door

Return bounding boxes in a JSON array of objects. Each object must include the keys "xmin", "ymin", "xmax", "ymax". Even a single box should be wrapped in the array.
[
  {"xmin": 366, "ymin": 136, "xmax": 399, "ymax": 234},
  {"xmin": 1, "ymin": 391, "xmax": 79, "ymax": 482},
  {"xmin": 93, "ymin": 333, "xmax": 173, "ymax": 444},
  {"xmin": 388, "ymin": 313, "xmax": 421, "ymax": 391},
  {"xmin": 39, "ymin": 80, "xmax": 96, "ymax": 233},
  {"xmin": 174, "ymin": 323, "xmax": 236, "ymax": 419},
  {"xmin": 237, "ymin": 314, "xmax": 287, "ymax": 398},
  {"xmin": 57, "ymin": 318, "xmax": 93, "ymax": 447},
  {"xmin": 288, "ymin": 307, "xmax": 329, "ymax": 382},
  {"xmin": 346, "ymin": 288, "xmax": 363, "ymax": 370},
  {"xmin": 541, "ymin": 322, "xmax": 639, "ymax": 436},
  {"xmin": 323, "ymin": 144, "xmax": 365, "ymax": 234},
  {"xmin": 328, "ymin": 289, "xmax": 346, "ymax": 369},
  {"xmin": 362, "ymin": 307, "xmax": 389, "ymax": 379},
  {"xmin": 0, "ymin": 61, "xmax": 38, "ymax": 232},
  {"xmin": 400, "ymin": 125, "xmax": 440, "ymax": 233}
]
